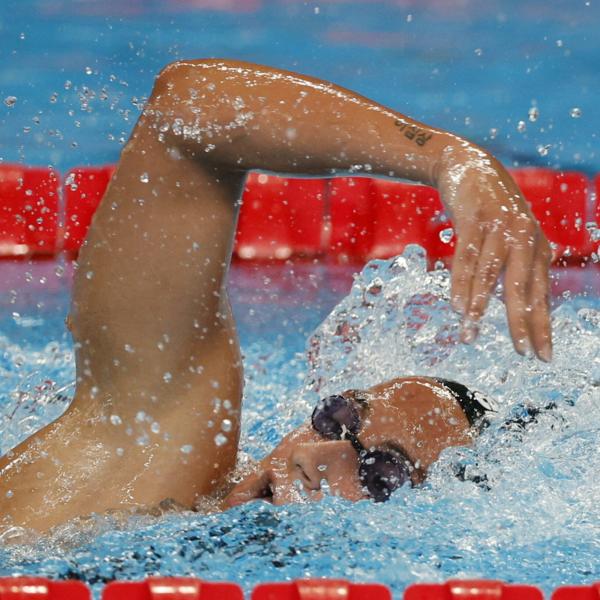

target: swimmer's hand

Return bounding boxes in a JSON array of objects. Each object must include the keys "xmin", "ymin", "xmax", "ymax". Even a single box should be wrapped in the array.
[{"xmin": 436, "ymin": 144, "xmax": 552, "ymax": 361}]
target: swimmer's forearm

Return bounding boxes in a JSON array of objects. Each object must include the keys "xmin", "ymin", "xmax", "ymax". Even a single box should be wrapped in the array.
[{"xmin": 142, "ymin": 59, "xmax": 474, "ymax": 188}]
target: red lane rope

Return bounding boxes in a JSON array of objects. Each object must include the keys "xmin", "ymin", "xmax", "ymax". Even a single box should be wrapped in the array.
[
  {"xmin": 2, "ymin": 577, "xmax": 600, "ymax": 599},
  {"xmin": 0, "ymin": 165, "xmax": 598, "ymax": 264}
]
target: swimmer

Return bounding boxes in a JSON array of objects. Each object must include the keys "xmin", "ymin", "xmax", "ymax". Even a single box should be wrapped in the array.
[
  {"xmin": 0, "ymin": 59, "xmax": 551, "ymax": 534},
  {"xmin": 224, "ymin": 378, "xmax": 495, "ymax": 507}
]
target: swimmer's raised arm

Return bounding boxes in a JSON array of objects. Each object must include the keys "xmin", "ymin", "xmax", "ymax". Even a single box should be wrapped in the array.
[
  {"xmin": 0, "ymin": 59, "xmax": 551, "ymax": 535},
  {"xmin": 147, "ymin": 59, "xmax": 552, "ymax": 360}
]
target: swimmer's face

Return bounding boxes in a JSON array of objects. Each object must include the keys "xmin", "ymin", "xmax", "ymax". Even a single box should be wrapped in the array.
[{"xmin": 223, "ymin": 393, "xmax": 425, "ymax": 507}]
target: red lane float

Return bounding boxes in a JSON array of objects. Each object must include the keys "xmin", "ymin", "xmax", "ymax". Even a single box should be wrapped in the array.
[
  {"xmin": 63, "ymin": 166, "xmax": 115, "ymax": 252},
  {"xmin": 235, "ymin": 173, "xmax": 325, "ymax": 260},
  {"xmin": 1, "ymin": 165, "xmax": 599, "ymax": 262},
  {"xmin": 251, "ymin": 580, "xmax": 390, "ymax": 600},
  {"xmin": 0, "ymin": 165, "xmax": 59, "ymax": 256},
  {"xmin": 328, "ymin": 177, "xmax": 374, "ymax": 260},
  {"xmin": 404, "ymin": 580, "xmax": 543, "ymax": 599},
  {"xmin": 510, "ymin": 169, "xmax": 590, "ymax": 258},
  {"xmin": 552, "ymin": 583, "xmax": 600, "ymax": 599},
  {"xmin": 0, "ymin": 577, "xmax": 90, "ymax": 600},
  {"xmin": 370, "ymin": 179, "xmax": 453, "ymax": 261},
  {"xmin": 102, "ymin": 578, "xmax": 242, "ymax": 600}
]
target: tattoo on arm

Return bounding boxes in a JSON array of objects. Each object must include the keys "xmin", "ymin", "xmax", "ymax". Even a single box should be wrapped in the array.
[{"xmin": 394, "ymin": 119, "xmax": 433, "ymax": 146}]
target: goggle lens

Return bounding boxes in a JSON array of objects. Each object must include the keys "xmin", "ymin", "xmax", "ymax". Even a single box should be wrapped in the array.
[
  {"xmin": 312, "ymin": 393, "xmax": 412, "ymax": 502},
  {"xmin": 311, "ymin": 394, "xmax": 360, "ymax": 439},
  {"xmin": 358, "ymin": 450, "xmax": 410, "ymax": 502}
]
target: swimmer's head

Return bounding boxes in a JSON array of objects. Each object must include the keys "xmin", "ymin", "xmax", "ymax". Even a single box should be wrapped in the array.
[{"xmin": 223, "ymin": 387, "xmax": 430, "ymax": 508}]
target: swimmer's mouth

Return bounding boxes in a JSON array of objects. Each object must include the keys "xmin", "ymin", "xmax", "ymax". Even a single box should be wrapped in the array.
[{"xmin": 258, "ymin": 479, "xmax": 274, "ymax": 503}]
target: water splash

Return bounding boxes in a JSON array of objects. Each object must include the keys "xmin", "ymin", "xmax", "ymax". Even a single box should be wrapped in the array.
[{"xmin": 0, "ymin": 254, "xmax": 599, "ymax": 598}]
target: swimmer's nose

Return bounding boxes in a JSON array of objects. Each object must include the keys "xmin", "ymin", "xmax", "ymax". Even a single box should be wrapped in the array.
[{"xmin": 290, "ymin": 447, "xmax": 326, "ymax": 491}]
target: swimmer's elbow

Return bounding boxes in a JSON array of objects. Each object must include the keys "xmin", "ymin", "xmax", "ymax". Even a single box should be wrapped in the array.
[
  {"xmin": 152, "ymin": 58, "xmax": 240, "ymax": 98},
  {"xmin": 148, "ymin": 59, "xmax": 249, "ymax": 161}
]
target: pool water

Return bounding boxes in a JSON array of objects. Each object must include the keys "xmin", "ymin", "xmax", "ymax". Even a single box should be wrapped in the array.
[
  {"xmin": 1, "ymin": 253, "xmax": 599, "ymax": 597},
  {"xmin": 1, "ymin": 0, "xmax": 599, "ymax": 175},
  {"xmin": 1, "ymin": 0, "xmax": 600, "ymax": 596}
]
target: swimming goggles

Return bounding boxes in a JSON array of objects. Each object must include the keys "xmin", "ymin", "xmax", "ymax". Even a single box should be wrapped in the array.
[{"xmin": 311, "ymin": 392, "xmax": 413, "ymax": 502}]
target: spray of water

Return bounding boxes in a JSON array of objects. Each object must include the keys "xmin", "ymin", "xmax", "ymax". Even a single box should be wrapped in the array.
[{"xmin": 1, "ymin": 250, "xmax": 599, "ymax": 597}]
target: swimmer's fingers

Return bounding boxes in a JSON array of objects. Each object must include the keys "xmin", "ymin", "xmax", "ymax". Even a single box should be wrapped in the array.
[
  {"xmin": 462, "ymin": 231, "xmax": 507, "ymax": 342},
  {"xmin": 527, "ymin": 238, "xmax": 553, "ymax": 362},
  {"xmin": 503, "ymin": 226, "xmax": 538, "ymax": 356},
  {"xmin": 450, "ymin": 218, "xmax": 485, "ymax": 317}
]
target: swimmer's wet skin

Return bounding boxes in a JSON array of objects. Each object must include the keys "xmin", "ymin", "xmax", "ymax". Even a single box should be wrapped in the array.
[
  {"xmin": 223, "ymin": 377, "xmax": 489, "ymax": 507},
  {"xmin": 0, "ymin": 59, "xmax": 550, "ymax": 534}
]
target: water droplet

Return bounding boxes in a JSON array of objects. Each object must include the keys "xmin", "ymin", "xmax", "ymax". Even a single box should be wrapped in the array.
[
  {"xmin": 528, "ymin": 106, "xmax": 539, "ymax": 122},
  {"xmin": 586, "ymin": 222, "xmax": 600, "ymax": 242},
  {"xmin": 517, "ymin": 120, "xmax": 526, "ymax": 133},
  {"xmin": 139, "ymin": 172, "xmax": 149, "ymax": 183},
  {"xmin": 124, "ymin": 344, "xmax": 134, "ymax": 353},
  {"xmin": 64, "ymin": 80, "xmax": 72, "ymax": 90},
  {"xmin": 116, "ymin": 447, "xmax": 125, "ymax": 457},
  {"xmin": 314, "ymin": 6, "xmax": 320, "ymax": 14},
  {"xmin": 474, "ymin": 48, "xmax": 482, "ymax": 56},
  {"xmin": 49, "ymin": 92, "xmax": 58, "ymax": 104},
  {"xmin": 163, "ymin": 372, "xmax": 172, "ymax": 383},
  {"xmin": 151, "ymin": 422, "xmax": 160, "ymax": 434},
  {"xmin": 86, "ymin": 270, "xmax": 94, "ymax": 279},
  {"xmin": 5, "ymin": 490, "xmax": 13, "ymax": 499},
  {"xmin": 317, "ymin": 464, "xmax": 328, "ymax": 472},
  {"xmin": 214, "ymin": 433, "xmax": 227, "ymax": 447},
  {"xmin": 4, "ymin": 96, "xmax": 17, "ymax": 108},
  {"xmin": 85, "ymin": 66, "xmax": 93, "ymax": 75},
  {"xmin": 537, "ymin": 144, "xmax": 551, "ymax": 157},
  {"xmin": 570, "ymin": 107, "xmax": 582, "ymax": 118},
  {"xmin": 221, "ymin": 419, "xmax": 232, "ymax": 432},
  {"xmin": 180, "ymin": 444, "xmax": 193, "ymax": 454},
  {"xmin": 489, "ymin": 127, "xmax": 498, "ymax": 139},
  {"xmin": 135, "ymin": 411, "xmax": 146, "ymax": 422},
  {"xmin": 110, "ymin": 414, "xmax": 122, "ymax": 426},
  {"xmin": 439, "ymin": 227, "xmax": 454, "ymax": 244}
]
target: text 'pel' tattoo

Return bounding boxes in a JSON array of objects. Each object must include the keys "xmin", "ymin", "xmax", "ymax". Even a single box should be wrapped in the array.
[{"xmin": 394, "ymin": 120, "xmax": 433, "ymax": 146}]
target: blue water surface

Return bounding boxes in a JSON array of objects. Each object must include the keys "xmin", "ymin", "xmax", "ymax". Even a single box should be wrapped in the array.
[
  {"xmin": 0, "ymin": 0, "xmax": 599, "ymax": 174},
  {"xmin": 1, "ymin": 1, "xmax": 600, "ymax": 598},
  {"xmin": 0, "ymin": 256, "xmax": 599, "ymax": 598}
]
